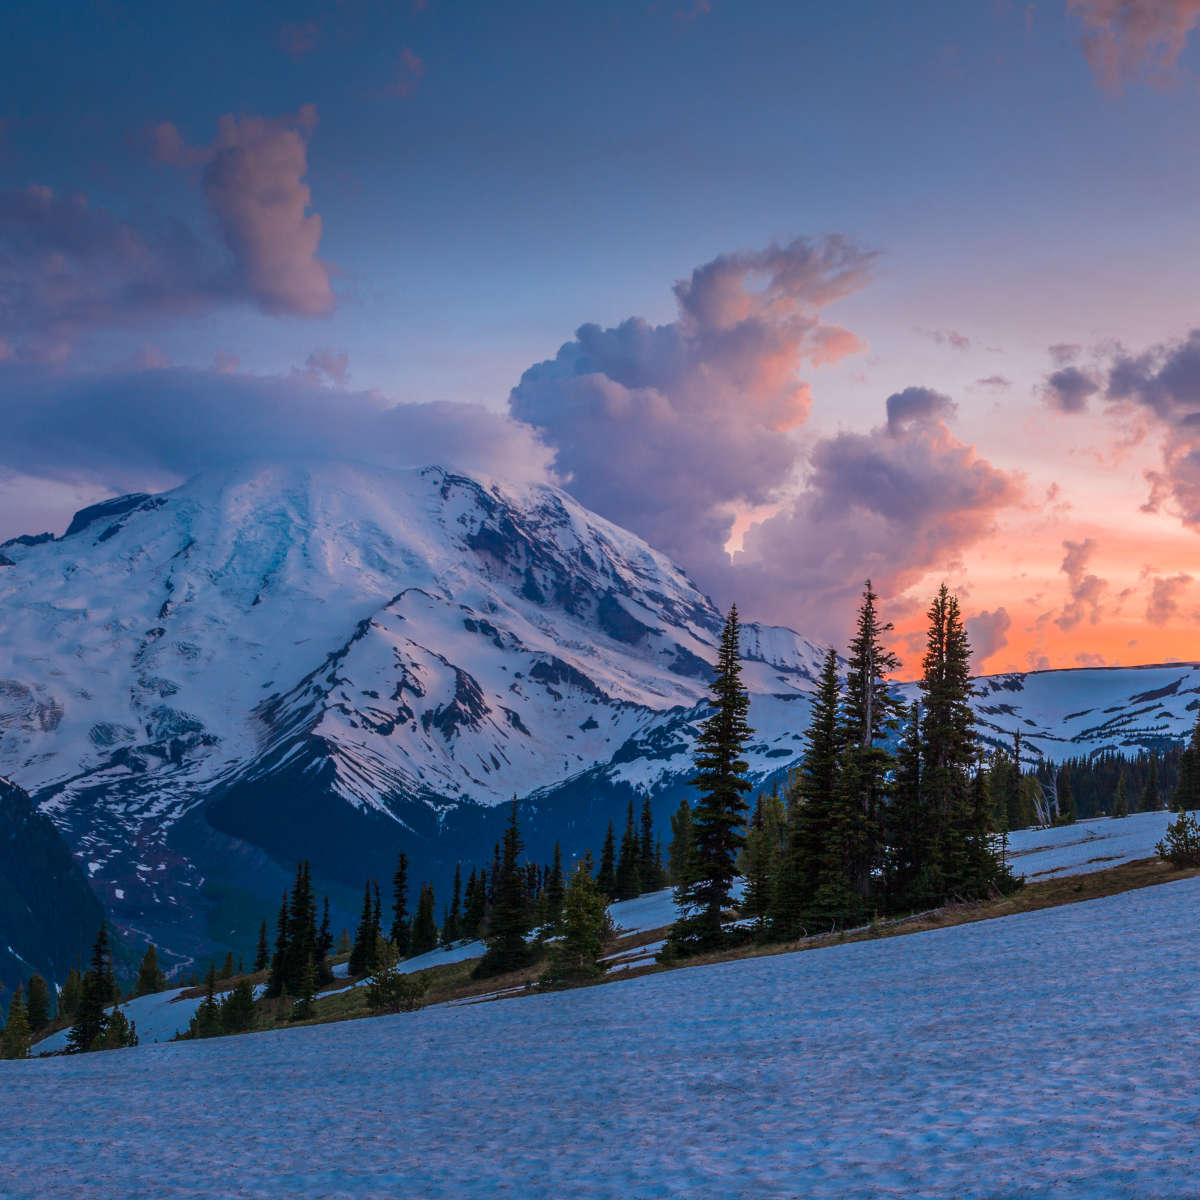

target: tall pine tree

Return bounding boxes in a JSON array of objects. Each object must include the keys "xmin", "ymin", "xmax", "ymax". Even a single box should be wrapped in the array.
[{"xmin": 666, "ymin": 605, "xmax": 753, "ymax": 955}]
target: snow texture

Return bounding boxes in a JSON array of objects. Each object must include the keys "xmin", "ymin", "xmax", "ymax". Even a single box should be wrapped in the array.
[
  {"xmin": 1006, "ymin": 809, "xmax": 1195, "ymax": 879},
  {"xmin": 5, "ymin": 876, "xmax": 1200, "ymax": 1198}
]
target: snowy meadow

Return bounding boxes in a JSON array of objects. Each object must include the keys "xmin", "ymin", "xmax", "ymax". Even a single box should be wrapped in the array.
[{"xmin": 4, "ymin": 872, "xmax": 1199, "ymax": 1200}]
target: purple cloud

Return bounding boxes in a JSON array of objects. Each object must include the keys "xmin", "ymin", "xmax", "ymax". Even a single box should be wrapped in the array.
[
  {"xmin": 1055, "ymin": 538, "xmax": 1107, "ymax": 630},
  {"xmin": 509, "ymin": 236, "xmax": 874, "ymax": 577},
  {"xmin": 965, "ymin": 607, "xmax": 1012, "ymax": 667},
  {"xmin": 1146, "ymin": 572, "xmax": 1193, "ymax": 625},
  {"xmin": 1042, "ymin": 365, "xmax": 1102, "ymax": 413},
  {"xmin": 885, "ymin": 386, "xmax": 957, "ymax": 435}
]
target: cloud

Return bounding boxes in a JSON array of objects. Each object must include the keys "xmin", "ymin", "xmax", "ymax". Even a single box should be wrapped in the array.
[
  {"xmin": 509, "ymin": 236, "xmax": 875, "ymax": 576},
  {"xmin": 1046, "ymin": 329, "xmax": 1200, "ymax": 526},
  {"xmin": 965, "ymin": 607, "xmax": 1012, "ymax": 668},
  {"xmin": 724, "ymin": 392, "xmax": 1023, "ymax": 639},
  {"xmin": 0, "ymin": 363, "xmax": 554, "ymax": 538},
  {"xmin": 1042, "ymin": 365, "xmax": 1102, "ymax": 413},
  {"xmin": 976, "ymin": 375, "xmax": 1011, "ymax": 390},
  {"xmin": 1049, "ymin": 342, "xmax": 1082, "ymax": 366},
  {"xmin": 150, "ymin": 105, "xmax": 333, "ymax": 317},
  {"xmin": 1068, "ymin": 0, "xmax": 1200, "ymax": 87},
  {"xmin": 885, "ymin": 385, "xmax": 957, "ymax": 435},
  {"xmin": 0, "ymin": 184, "xmax": 217, "ymax": 357},
  {"xmin": 1055, "ymin": 537, "xmax": 1107, "ymax": 630},
  {"xmin": 917, "ymin": 327, "xmax": 970, "ymax": 350},
  {"xmin": 387, "ymin": 49, "xmax": 426, "ymax": 98},
  {"xmin": 1146, "ymin": 572, "xmax": 1193, "ymax": 625},
  {"xmin": 278, "ymin": 22, "xmax": 320, "ymax": 58},
  {"xmin": 1075, "ymin": 651, "xmax": 1107, "ymax": 666},
  {"xmin": 301, "ymin": 347, "xmax": 349, "ymax": 386}
]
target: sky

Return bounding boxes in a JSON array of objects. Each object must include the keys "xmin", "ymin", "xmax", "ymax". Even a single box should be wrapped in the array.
[{"xmin": 2, "ymin": 0, "xmax": 1200, "ymax": 675}]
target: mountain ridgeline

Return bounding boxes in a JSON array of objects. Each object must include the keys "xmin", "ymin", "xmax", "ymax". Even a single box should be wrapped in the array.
[{"xmin": 1, "ymin": 460, "xmax": 1198, "ymax": 965}]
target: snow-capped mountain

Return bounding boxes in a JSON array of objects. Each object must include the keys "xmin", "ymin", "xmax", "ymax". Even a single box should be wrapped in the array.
[
  {"xmin": 0, "ymin": 461, "xmax": 825, "ymax": 958},
  {"xmin": 1, "ymin": 460, "xmax": 1196, "ymax": 961}
]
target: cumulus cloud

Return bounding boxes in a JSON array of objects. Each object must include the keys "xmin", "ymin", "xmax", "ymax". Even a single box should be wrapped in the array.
[
  {"xmin": 509, "ymin": 236, "xmax": 875, "ymax": 576},
  {"xmin": 1056, "ymin": 538, "xmax": 1107, "ymax": 630},
  {"xmin": 724, "ymin": 392, "xmax": 1023, "ymax": 637},
  {"xmin": 150, "ymin": 106, "xmax": 333, "ymax": 317},
  {"xmin": 1045, "ymin": 329, "xmax": 1200, "ymax": 526},
  {"xmin": 1146, "ymin": 572, "xmax": 1193, "ymax": 625},
  {"xmin": 885, "ymin": 386, "xmax": 956, "ymax": 435},
  {"xmin": 965, "ymin": 607, "xmax": 1012, "ymax": 668},
  {"xmin": 1042, "ymin": 365, "xmax": 1102, "ymax": 413},
  {"xmin": 0, "ymin": 364, "xmax": 554, "ymax": 538},
  {"xmin": 1068, "ymin": 0, "xmax": 1200, "ymax": 87}
]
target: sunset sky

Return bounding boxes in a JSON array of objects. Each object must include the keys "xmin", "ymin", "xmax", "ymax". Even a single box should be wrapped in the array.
[{"xmin": 3, "ymin": 0, "xmax": 1200, "ymax": 675}]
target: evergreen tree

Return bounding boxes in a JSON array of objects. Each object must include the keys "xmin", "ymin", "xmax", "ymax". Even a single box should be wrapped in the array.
[
  {"xmin": 539, "ymin": 862, "xmax": 612, "ymax": 988},
  {"xmin": 365, "ymin": 943, "xmax": 428, "ymax": 1013},
  {"xmin": 1176, "ymin": 714, "xmax": 1200, "ymax": 813},
  {"xmin": 1056, "ymin": 766, "xmax": 1076, "ymax": 825},
  {"xmin": 666, "ymin": 605, "xmax": 753, "ymax": 955},
  {"xmin": 441, "ymin": 863, "xmax": 463, "ymax": 946},
  {"xmin": 59, "ymin": 967, "xmax": 82, "ymax": 1020},
  {"xmin": 463, "ymin": 867, "xmax": 487, "ymax": 941},
  {"xmin": 316, "ymin": 896, "xmax": 334, "ymax": 983},
  {"xmin": 544, "ymin": 844, "xmax": 566, "ymax": 930},
  {"xmin": 772, "ymin": 650, "xmax": 843, "ymax": 936},
  {"xmin": 219, "ymin": 951, "xmax": 235, "ymax": 980},
  {"xmin": 1113, "ymin": 772, "xmax": 1129, "ymax": 818},
  {"xmin": 134, "ymin": 944, "xmax": 167, "ymax": 996},
  {"xmin": 411, "ymin": 883, "xmax": 439, "ymax": 956},
  {"xmin": 474, "ymin": 802, "xmax": 534, "ymax": 978},
  {"xmin": 841, "ymin": 580, "xmax": 901, "ymax": 899},
  {"xmin": 187, "ymin": 964, "xmax": 222, "ymax": 1039},
  {"xmin": 254, "ymin": 920, "xmax": 270, "ymax": 972},
  {"xmin": 2, "ymin": 985, "xmax": 31, "ymax": 1059},
  {"xmin": 667, "ymin": 798, "xmax": 695, "ymax": 887},
  {"xmin": 266, "ymin": 891, "xmax": 290, "ymax": 996},
  {"xmin": 596, "ymin": 821, "xmax": 617, "ymax": 899},
  {"xmin": 220, "ymin": 977, "xmax": 257, "ymax": 1034},
  {"xmin": 637, "ymin": 796, "xmax": 662, "ymax": 891},
  {"xmin": 102, "ymin": 995, "xmax": 137, "ymax": 1051},
  {"xmin": 67, "ymin": 925, "xmax": 116, "ymax": 1053},
  {"xmin": 25, "ymin": 973, "xmax": 51, "ymax": 1032},
  {"xmin": 740, "ymin": 788, "xmax": 786, "ymax": 930},
  {"xmin": 614, "ymin": 801, "xmax": 642, "ymax": 901},
  {"xmin": 1141, "ymin": 754, "xmax": 1161, "ymax": 812},
  {"xmin": 348, "ymin": 882, "xmax": 374, "ymax": 976},
  {"xmin": 390, "ymin": 852, "xmax": 411, "ymax": 954},
  {"xmin": 291, "ymin": 956, "xmax": 317, "ymax": 1022}
]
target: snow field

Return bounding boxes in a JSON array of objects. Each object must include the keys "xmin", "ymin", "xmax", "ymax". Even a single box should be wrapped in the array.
[
  {"xmin": 1006, "ymin": 808, "xmax": 1195, "ymax": 879},
  {"xmin": 6, "ymin": 875, "xmax": 1200, "ymax": 1198}
]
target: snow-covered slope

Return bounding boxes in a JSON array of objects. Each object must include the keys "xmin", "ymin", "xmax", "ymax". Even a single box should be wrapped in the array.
[{"xmin": 8, "ymin": 876, "xmax": 1200, "ymax": 1199}]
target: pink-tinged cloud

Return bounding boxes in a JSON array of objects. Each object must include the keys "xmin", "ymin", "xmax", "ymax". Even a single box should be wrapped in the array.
[
  {"xmin": 152, "ymin": 105, "xmax": 334, "ymax": 317},
  {"xmin": 965, "ymin": 606, "xmax": 1012, "ymax": 668},
  {"xmin": 726, "ymin": 393, "xmax": 1023, "ymax": 639},
  {"xmin": 509, "ymin": 236, "xmax": 874, "ymax": 576},
  {"xmin": 886, "ymin": 385, "xmax": 956, "ymax": 435},
  {"xmin": 1055, "ymin": 537, "xmax": 1107, "ymax": 629},
  {"xmin": 278, "ymin": 21, "xmax": 320, "ymax": 59},
  {"xmin": 976, "ymin": 374, "xmax": 1012, "ymax": 390},
  {"xmin": 387, "ymin": 49, "xmax": 426, "ymax": 98},
  {"xmin": 1047, "ymin": 328, "xmax": 1200, "ymax": 528},
  {"xmin": 1068, "ymin": 0, "xmax": 1200, "ymax": 87},
  {"xmin": 1146, "ymin": 572, "xmax": 1193, "ymax": 625},
  {"xmin": 917, "ymin": 327, "xmax": 970, "ymax": 350}
]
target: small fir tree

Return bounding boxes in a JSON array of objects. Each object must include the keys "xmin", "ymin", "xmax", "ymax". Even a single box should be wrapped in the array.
[
  {"xmin": 544, "ymin": 844, "xmax": 566, "ymax": 930},
  {"xmin": 441, "ymin": 863, "xmax": 463, "ymax": 946},
  {"xmin": 667, "ymin": 798, "xmax": 695, "ymax": 887},
  {"xmin": 410, "ymin": 883, "xmax": 439, "ymax": 956},
  {"xmin": 67, "ymin": 925, "xmax": 117, "ymax": 1054},
  {"xmin": 2, "ymin": 986, "xmax": 32, "ymax": 1059},
  {"xmin": 614, "ymin": 801, "xmax": 642, "ymax": 901},
  {"xmin": 1113, "ymin": 773, "xmax": 1129, "ymax": 818},
  {"xmin": 135, "ymin": 944, "xmax": 167, "ymax": 996},
  {"xmin": 539, "ymin": 862, "xmax": 612, "ymax": 988},
  {"xmin": 254, "ymin": 920, "xmax": 270, "ymax": 972},
  {"xmin": 390, "ymin": 852, "xmax": 411, "ymax": 955},
  {"xmin": 596, "ymin": 821, "xmax": 617, "ymax": 899}
]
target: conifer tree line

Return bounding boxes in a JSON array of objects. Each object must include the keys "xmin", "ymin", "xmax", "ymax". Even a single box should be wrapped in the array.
[{"xmin": 665, "ymin": 586, "xmax": 1020, "ymax": 957}]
